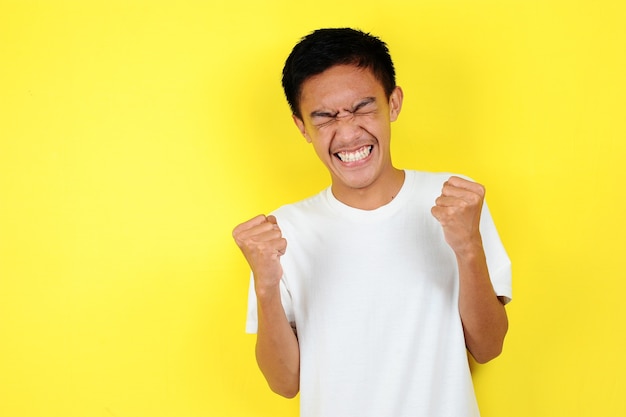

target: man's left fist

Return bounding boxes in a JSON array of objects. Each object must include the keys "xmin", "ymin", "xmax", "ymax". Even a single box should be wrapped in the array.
[{"xmin": 431, "ymin": 176, "xmax": 485, "ymax": 256}]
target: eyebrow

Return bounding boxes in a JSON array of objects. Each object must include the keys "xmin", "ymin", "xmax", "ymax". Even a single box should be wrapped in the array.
[
  {"xmin": 352, "ymin": 97, "xmax": 376, "ymax": 111},
  {"xmin": 309, "ymin": 97, "xmax": 377, "ymax": 118}
]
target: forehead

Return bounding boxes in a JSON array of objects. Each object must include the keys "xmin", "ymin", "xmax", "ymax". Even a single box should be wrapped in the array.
[{"xmin": 299, "ymin": 65, "xmax": 386, "ymax": 112}]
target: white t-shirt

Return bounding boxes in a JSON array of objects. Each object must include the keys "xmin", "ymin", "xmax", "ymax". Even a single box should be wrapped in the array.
[{"xmin": 246, "ymin": 170, "xmax": 512, "ymax": 417}]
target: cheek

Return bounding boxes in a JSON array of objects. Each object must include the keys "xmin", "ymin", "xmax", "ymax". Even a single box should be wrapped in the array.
[
  {"xmin": 362, "ymin": 120, "xmax": 389, "ymax": 142},
  {"xmin": 310, "ymin": 139, "xmax": 332, "ymax": 160}
]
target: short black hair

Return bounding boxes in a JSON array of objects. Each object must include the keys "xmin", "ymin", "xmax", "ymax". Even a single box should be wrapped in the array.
[{"xmin": 282, "ymin": 28, "xmax": 396, "ymax": 119}]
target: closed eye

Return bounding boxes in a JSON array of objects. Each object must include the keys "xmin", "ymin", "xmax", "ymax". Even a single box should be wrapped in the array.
[
  {"xmin": 310, "ymin": 108, "xmax": 341, "ymax": 128},
  {"xmin": 309, "ymin": 97, "xmax": 378, "ymax": 128},
  {"xmin": 352, "ymin": 97, "xmax": 376, "ymax": 114},
  {"xmin": 311, "ymin": 112, "xmax": 339, "ymax": 128}
]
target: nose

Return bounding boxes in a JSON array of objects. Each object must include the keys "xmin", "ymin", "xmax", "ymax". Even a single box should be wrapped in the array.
[{"xmin": 333, "ymin": 111, "xmax": 361, "ymax": 141}]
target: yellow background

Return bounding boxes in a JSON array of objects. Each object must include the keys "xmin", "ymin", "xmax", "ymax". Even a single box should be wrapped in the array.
[{"xmin": 1, "ymin": 0, "xmax": 625, "ymax": 416}]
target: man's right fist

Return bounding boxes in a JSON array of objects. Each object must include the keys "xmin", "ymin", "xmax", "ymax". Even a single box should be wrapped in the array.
[{"xmin": 232, "ymin": 215, "xmax": 287, "ymax": 292}]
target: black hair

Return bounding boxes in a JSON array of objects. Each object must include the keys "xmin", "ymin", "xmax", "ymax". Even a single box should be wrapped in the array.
[{"xmin": 281, "ymin": 28, "xmax": 396, "ymax": 119}]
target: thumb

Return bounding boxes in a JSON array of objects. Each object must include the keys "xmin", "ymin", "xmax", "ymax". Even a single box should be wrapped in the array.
[{"xmin": 267, "ymin": 215, "xmax": 278, "ymax": 225}]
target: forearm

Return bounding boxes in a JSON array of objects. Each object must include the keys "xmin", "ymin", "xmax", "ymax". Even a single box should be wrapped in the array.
[
  {"xmin": 457, "ymin": 242, "xmax": 508, "ymax": 364},
  {"xmin": 255, "ymin": 287, "xmax": 300, "ymax": 398}
]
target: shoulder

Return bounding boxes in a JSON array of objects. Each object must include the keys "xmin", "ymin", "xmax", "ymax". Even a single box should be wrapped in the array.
[
  {"xmin": 270, "ymin": 188, "xmax": 330, "ymax": 227},
  {"xmin": 407, "ymin": 169, "xmax": 471, "ymax": 184},
  {"xmin": 405, "ymin": 170, "xmax": 467, "ymax": 197}
]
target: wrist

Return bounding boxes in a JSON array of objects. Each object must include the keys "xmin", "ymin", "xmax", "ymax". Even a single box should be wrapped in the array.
[
  {"xmin": 255, "ymin": 281, "xmax": 281, "ymax": 303},
  {"xmin": 453, "ymin": 239, "xmax": 485, "ymax": 262}
]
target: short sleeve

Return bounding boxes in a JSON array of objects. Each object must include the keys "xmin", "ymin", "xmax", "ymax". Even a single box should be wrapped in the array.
[
  {"xmin": 245, "ymin": 273, "xmax": 296, "ymax": 334},
  {"xmin": 480, "ymin": 201, "xmax": 512, "ymax": 304}
]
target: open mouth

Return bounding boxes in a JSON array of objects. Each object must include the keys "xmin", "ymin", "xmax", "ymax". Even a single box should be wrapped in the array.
[{"xmin": 335, "ymin": 145, "xmax": 373, "ymax": 163}]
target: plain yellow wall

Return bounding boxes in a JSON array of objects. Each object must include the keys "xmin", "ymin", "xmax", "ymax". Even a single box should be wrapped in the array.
[{"xmin": 1, "ymin": 1, "xmax": 625, "ymax": 416}]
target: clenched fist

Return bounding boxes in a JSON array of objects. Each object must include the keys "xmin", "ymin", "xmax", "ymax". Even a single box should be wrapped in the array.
[
  {"xmin": 431, "ymin": 176, "xmax": 485, "ymax": 256},
  {"xmin": 232, "ymin": 214, "xmax": 287, "ymax": 294}
]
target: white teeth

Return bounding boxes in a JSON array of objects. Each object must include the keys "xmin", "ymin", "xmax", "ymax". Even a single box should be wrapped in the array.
[{"xmin": 337, "ymin": 146, "xmax": 372, "ymax": 162}]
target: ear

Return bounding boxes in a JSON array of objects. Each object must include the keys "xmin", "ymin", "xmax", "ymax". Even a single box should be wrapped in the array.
[
  {"xmin": 292, "ymin": 114, "xmax": 312, "ymax": 143},
  {"xmin": 389, "ymin": 86, "xmax": 404, "ymax": 122}
]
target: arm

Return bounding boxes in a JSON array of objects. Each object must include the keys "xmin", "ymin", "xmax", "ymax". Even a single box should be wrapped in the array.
[
  {"xmin": 255, "ymin": 284, "xmax": 300, "ymax": 398},
  {"xmin": 233, "ymin": 215, "xmax": 300, "ymax": 397},
  {"xmin": 432, "ymin": 177, "xmax": 508, "ymax": 363},
  {"xmin": 455, "ymin": 241, "xmax": 508, "ymax": 363}
]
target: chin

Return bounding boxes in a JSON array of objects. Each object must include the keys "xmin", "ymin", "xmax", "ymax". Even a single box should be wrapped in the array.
[{"xmin": 336, "ymin": 171, "xmax": 379, "ymax": 191}]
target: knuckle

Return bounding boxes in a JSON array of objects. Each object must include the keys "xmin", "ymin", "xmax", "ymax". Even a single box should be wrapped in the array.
[{"xmin": 469, "ymin": 193, "xmax": 482, "ymax": 206}]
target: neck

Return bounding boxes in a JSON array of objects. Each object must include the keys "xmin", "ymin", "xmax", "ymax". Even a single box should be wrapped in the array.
[{"xmin": 332, "ymin": 168, "xmax": 405, "ymax": 210}]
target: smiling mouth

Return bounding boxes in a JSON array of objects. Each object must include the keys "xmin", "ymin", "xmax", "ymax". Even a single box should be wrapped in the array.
[{"xmin": 335, "ymin": 145, "xmax": 373, "ymax": 163}]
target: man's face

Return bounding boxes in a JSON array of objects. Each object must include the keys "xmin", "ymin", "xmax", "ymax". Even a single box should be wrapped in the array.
[{"xmin": 293, "ymin": 64, "xmax": 403, "ymax": 197}]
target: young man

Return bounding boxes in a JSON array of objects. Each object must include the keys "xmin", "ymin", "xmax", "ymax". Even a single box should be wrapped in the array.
[{"xmin": 233, "ymin": 28, "xmax": 511, "ymax": 417}]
